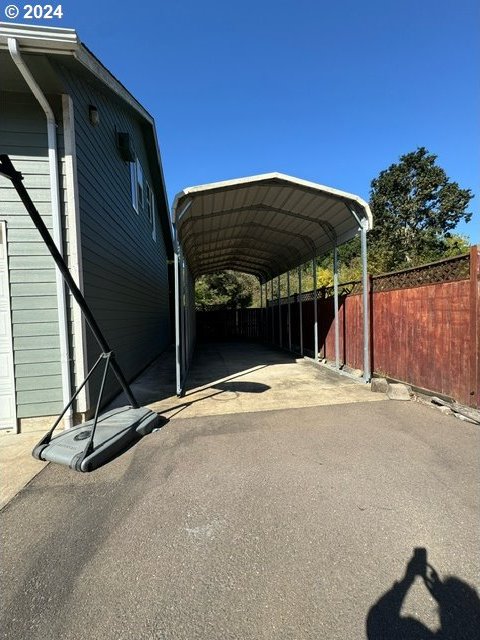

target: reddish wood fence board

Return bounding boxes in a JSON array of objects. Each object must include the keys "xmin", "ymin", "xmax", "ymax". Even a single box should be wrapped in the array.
[{"xmin": 370, "ymin": 280, "xmax": 471, "ymax": 404}]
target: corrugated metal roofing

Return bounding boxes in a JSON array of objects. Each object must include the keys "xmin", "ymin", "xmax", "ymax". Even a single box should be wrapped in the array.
[{"xmin": 173, "ymin": 173, "xmax": 372, "ymax": 282}]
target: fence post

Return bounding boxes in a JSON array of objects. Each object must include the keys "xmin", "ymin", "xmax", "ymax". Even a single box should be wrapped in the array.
[
  {"xmin": 368, "ymin": 273, "xmax": 374, "ymax": 376},
  {"xmin": 470, "ymin": 245, "xmax": 480, "ymax": 408}
]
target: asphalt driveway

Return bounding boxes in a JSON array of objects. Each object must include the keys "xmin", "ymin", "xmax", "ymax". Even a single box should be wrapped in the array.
[{"xmin": 1, "ymin": 400, "xmax": 479, "ymax": 639}]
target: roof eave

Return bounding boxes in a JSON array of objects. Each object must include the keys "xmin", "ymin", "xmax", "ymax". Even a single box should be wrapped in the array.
[
  {"xmin": 0, "ymin": 21, "xmax": 174, "ymax": 254},
  {"xmin": 0, "ymin": 22, "xmax": 154, "ymax": 125}
]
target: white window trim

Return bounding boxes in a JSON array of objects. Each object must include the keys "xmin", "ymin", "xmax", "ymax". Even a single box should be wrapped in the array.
[
  {"xmin": 130, "ymin": 160, "xmax": 138, "ymax": 213},
  {"xmin": 136, "ymin": 158, "xmax": 144, "ymax": 209},
  {"xmin": 151, "ymin": 190, "xmax": 157, "ymax": 242},
  {"xmin": 145, "ymin": 181, "xmax": 152, "ymax": 222},
  {"xmin": 131, "ymin": 154, "xmax": 156, "ymax": 242}
]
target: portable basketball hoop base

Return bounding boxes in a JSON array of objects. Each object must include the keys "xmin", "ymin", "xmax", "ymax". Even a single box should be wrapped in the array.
[
  {"xmin": 0, "ymin": 154, "xmax": 162, "ymax": 473},
  {"xmin": 32, "ymin": 406, "xmax": 162, "ymax": 472}
]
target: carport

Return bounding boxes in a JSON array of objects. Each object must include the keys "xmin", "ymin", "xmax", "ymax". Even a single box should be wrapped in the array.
[{"xmin": 172, "ymin": 173, "xmax": 373, "ymax": 396}]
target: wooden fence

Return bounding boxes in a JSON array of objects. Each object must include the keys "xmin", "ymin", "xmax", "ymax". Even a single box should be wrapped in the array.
[{"xmin": 196, "ymin": 246, "xmax": 480, "ymax": 408}]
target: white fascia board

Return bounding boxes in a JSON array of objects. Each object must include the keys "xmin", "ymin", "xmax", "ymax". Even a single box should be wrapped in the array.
[
  {"xmin": 173, "ymin": 172, "xmax": 373, "ymax": 230},
  {"xmin": 0, "ymin": 22, "xmax": 78, "ymax": 52}
]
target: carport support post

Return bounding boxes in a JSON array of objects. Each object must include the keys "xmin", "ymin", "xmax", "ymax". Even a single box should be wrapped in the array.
[
  {"xmin": 181, "ymin": 252, "xmax": 187, "ymax": 385},
  {"xmin": 333, "ymin": 244, "xmax": 340, "ymax": 370},
  {"xmin": 174, "ymin": 245, "xmax": 181, "ymax": 396},
  {"xmin": 287, "ymin": 270, "xmax": 292, "ymax": 352},
  {"xmin": 298, "ymin": 266, "xmax": 303, "ymax": 355},
  {"xmin": 264, "ymin": 282, "xmax": 268, "ymax": 340},
  {"xmin": 360, "ymin": 219, "xmax": 371, "ymax": 382},
  {"xmin": 313, "ymin": 256, "xmax": 318, "ymax": 361},
  {"xmin": 278, "ymin": 275, "xmax": 282, "ymax": 348},
  {"xmin": 260, "ymin": 282, "xmax": 263, "ymax": 339},
  {"xmin": 271, "ymin": 279, "xmax": 274, "ymax": 343}
]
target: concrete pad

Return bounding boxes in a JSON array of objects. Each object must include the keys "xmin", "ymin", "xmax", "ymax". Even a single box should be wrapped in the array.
[{"xmin": 0, "ymin": 429, "xmax": 47, "ymax": 509}]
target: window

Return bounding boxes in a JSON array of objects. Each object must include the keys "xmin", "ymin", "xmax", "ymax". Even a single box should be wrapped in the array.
[
  {"xmin": 130, "ymin": 154, "xmax": 156, "ymax": 241},
  {"xmin": 145, "ymin": 182, "xmax": 153, "ymax": 223},
  {"xmin": 130, "ymin": 160, "xmax": 138, "ymax": 212},
  {"xmin": 130, "ymin": 157, "xmax": 146, "ymax": 214},
  {"xmin": 136, "ymin": 159, "xmax": 144, "ymax": 209},
  {"xmin": 145, "ymin": 182, "xmax": 157, "ymax": 241}
]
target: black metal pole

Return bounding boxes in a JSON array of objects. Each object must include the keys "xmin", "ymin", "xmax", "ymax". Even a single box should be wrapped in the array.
[{"xmin": 0, "ymin": 155, "xmax": 139, "ymax": 408}]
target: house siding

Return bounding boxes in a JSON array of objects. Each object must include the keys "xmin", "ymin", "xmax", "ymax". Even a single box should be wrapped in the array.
[
  {"xmin": 54, "ymin": 65, "xmax": 171, "ymax": 404},
  {"xmin": 0, "ymin": 91, "xmax": 64, "ymax": 418}
]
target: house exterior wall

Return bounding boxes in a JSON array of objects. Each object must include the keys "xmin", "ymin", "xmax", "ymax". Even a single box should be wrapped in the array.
[
  {"xmin": 55, "ymin": 64, "xmax": 171, "ymax": 405},
  {"xmin": 1, "ymin": 60, "xmax": 172, "ymax": 424},
  {"xmin": 0, "ymin": 91, "xmax": 64, "ymax": 419}
]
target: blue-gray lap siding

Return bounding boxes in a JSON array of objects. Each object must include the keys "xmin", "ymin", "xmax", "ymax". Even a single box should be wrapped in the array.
[
  {"xmin": 56, "ymin": 65, "xmax": 171, "ymax": 404},
  {"xmin": 0, "ymin": 91, "xmax": 65, "ymax": 418}
]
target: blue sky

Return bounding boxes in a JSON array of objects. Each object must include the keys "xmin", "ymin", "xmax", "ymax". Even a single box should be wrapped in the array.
[{"xmin": 14, "ymin": 0, "xmax": 479, "ymax": 241}]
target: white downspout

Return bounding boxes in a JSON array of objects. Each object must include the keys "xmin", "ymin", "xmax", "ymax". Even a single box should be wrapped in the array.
[{"xmin": 8, "ymin": 38, "xmax": 73, "ymax": 429}]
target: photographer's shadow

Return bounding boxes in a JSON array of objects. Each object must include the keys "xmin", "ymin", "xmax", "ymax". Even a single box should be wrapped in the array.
[{"xmin": 366, "ymin": 548, "xmax": 480, "ymax": 639}]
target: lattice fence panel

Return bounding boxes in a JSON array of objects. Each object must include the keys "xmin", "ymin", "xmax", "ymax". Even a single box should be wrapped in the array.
[
  {"xmin": 372, "ymin": 253, "xmax": 470, "ymax": 292},
  {"xmin": 229, "ymin": 252, "xmax": 472, "ymax": 308}
]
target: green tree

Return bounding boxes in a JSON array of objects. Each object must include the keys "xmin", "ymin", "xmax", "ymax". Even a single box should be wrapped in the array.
[
  {"xmin": 368, "ymin": 147, "xmax": 473, "ymax": 271},
  {"xmin": 195, "ymin": 271, "xmax": 255, "ymax": 309}
]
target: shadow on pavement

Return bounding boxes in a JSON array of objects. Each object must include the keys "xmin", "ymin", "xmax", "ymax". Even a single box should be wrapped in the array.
[
  {"xmin": 366, "ymin": 547, "xmax": 480, "ymax": 639},
  {"xmin": 213, "ymin": 380, "xmax": 270, "ymax": 394}
]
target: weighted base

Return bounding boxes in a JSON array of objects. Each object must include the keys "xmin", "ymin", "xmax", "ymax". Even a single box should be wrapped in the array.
[{"xmin": 32, "ymin": 406, "xmax": 162, "ymax": 472}]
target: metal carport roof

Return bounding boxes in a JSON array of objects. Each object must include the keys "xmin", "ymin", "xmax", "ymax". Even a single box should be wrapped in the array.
[
  {"xmin": 172, "ymin": 172, "xmax": 372, "ymax": 282},
  {"xmin": 172, "ymin": 172, "xmax": 373, "ymax": 396}
]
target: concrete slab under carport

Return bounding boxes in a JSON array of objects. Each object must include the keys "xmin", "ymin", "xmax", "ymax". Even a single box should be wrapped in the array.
[{"xmin": 112, "ymin": 341, "xmax": 386, "ymax": 421}]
